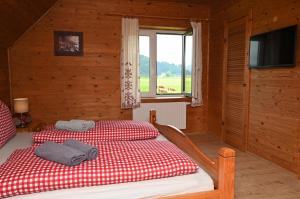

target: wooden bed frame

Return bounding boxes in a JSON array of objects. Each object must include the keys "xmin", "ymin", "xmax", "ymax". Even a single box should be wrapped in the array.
[{"xmin": 149, "ymin": 110, "xmax": 235, "ymax": 199}]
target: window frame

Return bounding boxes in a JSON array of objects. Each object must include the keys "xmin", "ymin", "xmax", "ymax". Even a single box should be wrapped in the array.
[
  {"xmin": 183, "ymin": 33, "xmax": 193, "ymax": 97},
  {"xmin": 139, "ymin": 29, "xmax": 191, "ymax": 98}
]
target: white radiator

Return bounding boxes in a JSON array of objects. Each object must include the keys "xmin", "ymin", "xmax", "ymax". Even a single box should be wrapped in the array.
[{"xmin": 133, "ymin": 102, "xmax": 188, "ymax": 129}]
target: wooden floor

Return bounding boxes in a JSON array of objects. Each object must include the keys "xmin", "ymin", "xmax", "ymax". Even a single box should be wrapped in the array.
[{"xmin": 188, "ymin": 134, "xmax": 300, "ymax": 199}]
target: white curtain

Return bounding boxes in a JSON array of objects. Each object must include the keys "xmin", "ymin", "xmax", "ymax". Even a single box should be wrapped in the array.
[
  {"xmin": 120, "ymin": 18, "xmax": 141, "ymax": 109},
  {"xmin": 191, "ymin": 21, "xmax": 203, "ymax": 107}
]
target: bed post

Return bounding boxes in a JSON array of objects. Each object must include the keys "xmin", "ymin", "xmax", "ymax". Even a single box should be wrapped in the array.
[
  {"xmin": 149, "ymin": 109, "xmax": 157, "ymax": 124},
  {"xmin": 218, "ymin": 147, "xmax": 236, "ymax": 199},
  {"xmin": 148, "ymin": 110, "xmax": 236, "ymax": 199}
]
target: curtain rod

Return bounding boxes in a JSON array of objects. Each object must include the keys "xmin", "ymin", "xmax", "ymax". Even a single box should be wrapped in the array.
[{"xmin": 105, "ymin": 13, "xmax": 209, "ymax": 22}]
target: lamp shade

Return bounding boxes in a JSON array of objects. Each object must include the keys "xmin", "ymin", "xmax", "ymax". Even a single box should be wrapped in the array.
[{"xmin": 14, "ymin": 98, "xmax": 29, "ymax": 113}]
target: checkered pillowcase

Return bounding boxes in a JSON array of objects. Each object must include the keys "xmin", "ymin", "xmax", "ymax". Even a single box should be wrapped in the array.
[
  {"xmin": 0, "ymin": 101, "xmax": 16, "ymax": 148},
  {"xmin": 0, "ymin": 140, "xmax": 199, "ymax": 198},
  {"xmin": 33, "ymin": 120, "xmax": 159, "ymax": 143}
]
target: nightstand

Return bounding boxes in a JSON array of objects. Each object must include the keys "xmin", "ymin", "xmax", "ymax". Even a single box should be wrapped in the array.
[
  {"xmin": 16, "ymin": 126, "xmax": 33, "ymax": 133},
  {"xmin": 16, "ymin": 121, "xmax": 46, "ymax": 133}
]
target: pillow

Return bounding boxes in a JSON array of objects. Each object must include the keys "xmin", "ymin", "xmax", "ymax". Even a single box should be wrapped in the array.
[
  {"xmin": 0, "ymin": 101, "xmax": 16, "ymax": 148},
  {"xmin": 33, "ymin": 120, "xmax": 160, "ymax": 143}
]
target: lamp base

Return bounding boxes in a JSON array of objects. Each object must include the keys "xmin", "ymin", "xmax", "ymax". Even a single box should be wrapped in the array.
[
  {"xmin": 18, "ymin": 122, "xmax": 28, "ymax": 128},
  {"xmin": 13, "ymin": 113, "xmax": 32, "ymax": 128}
]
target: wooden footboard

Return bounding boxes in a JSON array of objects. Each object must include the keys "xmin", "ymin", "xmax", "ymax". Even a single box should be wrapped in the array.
[{"xmin": 150, "ymin": 110, "xmax": 235, "ymax": 199}]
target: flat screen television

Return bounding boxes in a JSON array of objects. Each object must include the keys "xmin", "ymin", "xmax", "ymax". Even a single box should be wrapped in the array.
[{"xmin": 249, "ymin": 25, "xmax": 297, "ymax": 68}]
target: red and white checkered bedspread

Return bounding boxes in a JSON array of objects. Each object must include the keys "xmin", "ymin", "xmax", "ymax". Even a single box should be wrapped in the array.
[
  {"xmin": 0, "ymin": 140, "xmax": 198, "ymax": 198},
  {"xmin": 33, "ymin": 120, "xmax": 159, "ymax": 143},
  {"xmin": 0, "ymin": 101, "xmax": 16, "ymax": 148}
]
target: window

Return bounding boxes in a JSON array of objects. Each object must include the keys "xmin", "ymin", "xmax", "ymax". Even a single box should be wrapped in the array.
[
  {"xmin": 139, "ymin": 30, "xmax": 192, "ymax": 97},
  {"xmin": 139, "ymin": 36, "xmax": 150, "ymax": 93},
  {"xmin": 249, "ymin": 40, "xmax": 260, "ymax": 67},
  {"xmin": 184, "ymin": 35, "xmax": 192, "ymax": 94}
]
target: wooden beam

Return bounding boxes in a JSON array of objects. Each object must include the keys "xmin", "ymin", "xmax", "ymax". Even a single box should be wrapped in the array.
[{"xmin": 105, "ymin": 13, "xmax": 209, "ymax": 21}]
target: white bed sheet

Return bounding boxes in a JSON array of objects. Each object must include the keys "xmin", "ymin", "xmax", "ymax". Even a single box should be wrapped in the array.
[
  {"xmin": 0, "ymin": 133, "xmax": 214, "ymax": 199},
  {"xmin": 0, "ymin": 133, "xmax": 33, "ymax": 164}
]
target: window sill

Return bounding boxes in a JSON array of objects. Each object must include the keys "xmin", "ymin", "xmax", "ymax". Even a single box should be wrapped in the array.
[{"xmin": 141, "ymin": 96, "xmax": 191, "ymax": 103}]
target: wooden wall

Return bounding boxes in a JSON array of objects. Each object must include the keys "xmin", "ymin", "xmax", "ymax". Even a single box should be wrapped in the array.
[
  {"xmin": 208, "ymin": 0, "xmax": 300, "ymax": 173},
  {"xmin": 10, "ymin": 0, "xmax": 209, "ymax": 133},
  {"xmin": 0, "ymin": 0, "xmax": 57, "ymax": 108},
  {"xmin": 0, "ymin": 0, "xmax": 57, "ymax": 48},
  {"xmin": 207, "ymin": 3, "xmax": 225, "ymax": 136},
  {"xmin": 0, "ymin": 48, "xmax": 10, "ymax": 106}
]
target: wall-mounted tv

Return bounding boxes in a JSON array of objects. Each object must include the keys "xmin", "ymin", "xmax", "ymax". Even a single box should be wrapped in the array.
[{"xmin": 249, "ymin": 25, "xmax": 297, "ymax": 68}]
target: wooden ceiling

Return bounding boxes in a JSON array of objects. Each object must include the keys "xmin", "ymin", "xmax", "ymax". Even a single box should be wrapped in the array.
[
  {"xmin": 0, "ymin": 0, "xmax": 215, "ymax": 48},
  {"xmin": 0, "ymin": 0, "xmax": 57, "ymax": 48},
  {"xmin": 150, "ymin": 0, "xmax": 210, "ymax": 3}
]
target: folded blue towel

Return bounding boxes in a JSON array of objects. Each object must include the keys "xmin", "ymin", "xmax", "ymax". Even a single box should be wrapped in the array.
[
  {"xmin": 64, "ymin": 139, "xmax": 98, "ymax": 160},
  {"xmin": 55, "ymin": 120, "xmax": 95, "ymax": 132},
  {"xmin": 35, "ymin": 141, "xmax": 87, "ymax": 166},
  {"xmin": 70, "ymin": 119, "xmax": 95, "ymax": 126}
]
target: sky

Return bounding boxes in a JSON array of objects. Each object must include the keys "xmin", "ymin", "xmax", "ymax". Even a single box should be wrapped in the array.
[{"xmin": 139, "ymin": 34, "xmax": 192, "ymax": 66}]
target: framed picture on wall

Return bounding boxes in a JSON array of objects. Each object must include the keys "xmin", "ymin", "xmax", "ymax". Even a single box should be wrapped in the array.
[{"xmin": 54, "ymin": 31, "xmax": 83, "ymax": 56}]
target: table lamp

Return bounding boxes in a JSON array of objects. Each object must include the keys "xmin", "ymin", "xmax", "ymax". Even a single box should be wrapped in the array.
[{"xmin": 13, "ymin": 98, "xmax": 31, "ymax": 128}]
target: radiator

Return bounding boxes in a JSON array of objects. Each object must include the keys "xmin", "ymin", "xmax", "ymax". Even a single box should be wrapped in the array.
[{"xmin": 133, "ymin": 102, "xmax": 188, "ymax": 129}]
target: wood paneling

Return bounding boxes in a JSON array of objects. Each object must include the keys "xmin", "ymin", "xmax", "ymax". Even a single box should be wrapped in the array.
[
  {"xmin": 222, "ymin": 17, "xmax": 250, "ymax": 151},
  {"xmin": 0, "ymin": 0, "xmax": 57, "ymax": 48},
  {"xmin": 0, "ymin": 48, "xmax": 10, "ymax": 106},
  {"xmin": 0, "ymin": 0, "xmax": 57, "ymax": 107},
  {"xmin": 10, "ymin": 0, "xmax": 209, "ymax": 132},
  {"xmin": 248, "ymin": 67, "xmax": 300, "ymax": 172},
  {"xmin": 207, "ymin": 9, "xmax": 224, "ymax": 136},
  {"xmin": 208, "ymin": 0, "xmax": 300, "ymax": 173}
]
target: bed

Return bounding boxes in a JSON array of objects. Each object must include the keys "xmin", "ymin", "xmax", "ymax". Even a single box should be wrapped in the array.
[
  {"xmin": 0, "ymin": 133, "xmax": 214, "ymax": 199},
  {"xmin": 0, "ymin": 110, "xmax": 235, "ymax": 199},
  {"xmin": 148, "ymin": 110, "xmax": 235, "ymax": 199}
]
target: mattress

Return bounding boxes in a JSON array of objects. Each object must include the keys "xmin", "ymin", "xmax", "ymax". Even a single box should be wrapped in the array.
[{"xmin": 0, "ymin": 133, "xmax": 214, "ymax": 199}]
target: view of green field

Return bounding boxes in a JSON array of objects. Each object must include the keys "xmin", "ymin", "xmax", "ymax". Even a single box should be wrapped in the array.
[
  {"xmin": 139, "ymin": 34, "xmax": 192, "ymax": 95},
  {"xmin": 140, "ymin": 76, "xmax": 191, "ymax": 94}
]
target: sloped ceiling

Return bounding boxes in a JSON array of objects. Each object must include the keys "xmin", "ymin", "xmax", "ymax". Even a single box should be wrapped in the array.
[
  {"xmin": 0, "ymin": 0, "xmax": 214, "ymax": 48},
  {"xmin": 0, "ymin": 0, "xmax": 57, "ymax": 48}
]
